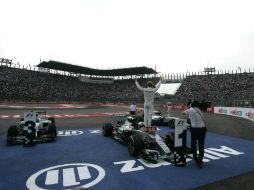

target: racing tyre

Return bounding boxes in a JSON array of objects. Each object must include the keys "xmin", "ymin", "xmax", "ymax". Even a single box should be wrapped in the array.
[
  {"xmin": 128, "ymin": 135, "xmax": 143, "ymax": 156},
  {"xmin": 7, "ymin": 125, "xmax": 19, "ymax": 145},
  {"xmin": 165, "ymin": 132, "xmax": 174, "ymax": 151},
  {"xmin": 102, "ymin": 123, "xmax": 113, "ymax": 136},
  {"xmin": 48, "ymin": 124, "xmax": 57, "ymax": 141},
  {"xmin": 48, "ymin": 117, "xmax": 55, "ymax": 124}
]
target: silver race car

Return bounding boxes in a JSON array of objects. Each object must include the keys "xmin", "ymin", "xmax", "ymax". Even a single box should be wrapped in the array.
[
  {"xmin": 7, "ymin": 111, "xmax": 57, "ymax": 146},
  {"xmin": 102, "ymin": 114, "xmax": 187, "ymax": 165},
  {"xmin": 152, "ymin": 110, "xmax": 179, "ymax": 128}
]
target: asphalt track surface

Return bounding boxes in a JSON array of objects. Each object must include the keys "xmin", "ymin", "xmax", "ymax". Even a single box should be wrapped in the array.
[{"xmin": 0, "ymin": 103, "xmax": 254, "ymax": 190}]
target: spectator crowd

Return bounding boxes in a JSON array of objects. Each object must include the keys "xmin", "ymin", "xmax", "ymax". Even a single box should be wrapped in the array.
[
  {"xmin": 175, "ymin": 73, "xmax": 254, "ymax": 107},
  {"xmin": 1, "ymin": 65, "xmax": 253, "ymax": 107},
  {"xmin": 0, "ymin": 66, "xmax": 159, "ymax": 103}
]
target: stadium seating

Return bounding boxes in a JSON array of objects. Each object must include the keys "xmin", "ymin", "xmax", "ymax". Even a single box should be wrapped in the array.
[
  {"xmin": 0, "ymin": 66, "xmax": 159, "ymax": 103},
  {"xmin": 175, "ymin": 73, "xmax": 254, "ymax": 107},
  {"xmin": 1, "ymin": 65, "xmax": 253, "ymax": 107}
]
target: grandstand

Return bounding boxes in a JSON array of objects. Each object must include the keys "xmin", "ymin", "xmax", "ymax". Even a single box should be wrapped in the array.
[
  {"xmin": 0, "ymin": 59, "xmax": 160, "ymax": 103},
  {"xmin": 1, "ymin": 58, "xmax": 253, "ymax": 108},
  {"xmin": 174, "ymin": 72, "xmax": 254, "ymax": 107}
]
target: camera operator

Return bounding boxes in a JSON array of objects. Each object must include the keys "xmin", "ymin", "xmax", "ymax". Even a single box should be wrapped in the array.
[{"xmin": 183, "ymin": 100, "xmax": 207, "ymax": 168}]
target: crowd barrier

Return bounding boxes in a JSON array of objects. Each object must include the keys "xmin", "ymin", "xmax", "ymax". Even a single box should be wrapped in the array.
[
  {"xmin": 214, "ymin": 107, "xmax": 254, "ymax": 122},
  {"xmin": 161, "ymin": 103, "xmax": 254, "ymax": 122}
]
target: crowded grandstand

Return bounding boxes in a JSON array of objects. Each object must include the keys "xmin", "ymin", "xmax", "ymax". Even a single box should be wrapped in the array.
[{"xmin": 0, "ymin": 58, "xmax": 253, "ymax": 108}]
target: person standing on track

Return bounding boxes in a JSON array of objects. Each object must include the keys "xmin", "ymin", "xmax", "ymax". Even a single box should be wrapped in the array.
[
  {"xmin": 135, "ymin": 78, "xmax": 161, "ymax": 127},
  {"xmin": 129, "ymin": 102, "xmax": 137, "ymax": 115},
  {"xmin": 183, "ymin": 100, "xmax": 207, "ymax": 168},
  {"xmin": 167, "ymin": 102, "xmax": 172, "ymax": 116}
]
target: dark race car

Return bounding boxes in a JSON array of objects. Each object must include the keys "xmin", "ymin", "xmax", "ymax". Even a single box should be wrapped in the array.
[
  {"xmin": 7, "ymin": 111, "xmax": 57, "ymax": 147},
  {"xmin": 102, "ymin": 113, "xmax": 189, "ymax": 165},
  {"xmin": 152, "ymin": 110, "xmax": 179, "ymax": 128}
]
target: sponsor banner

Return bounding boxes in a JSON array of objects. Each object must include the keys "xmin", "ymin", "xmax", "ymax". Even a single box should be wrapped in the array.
[
  {"xmin": 207, "ymin": 104, "xmax": 214, "ymax": 113},
  {"xmin": 214, "ymin": 107, "xmax": 254, "ymax": 121}
]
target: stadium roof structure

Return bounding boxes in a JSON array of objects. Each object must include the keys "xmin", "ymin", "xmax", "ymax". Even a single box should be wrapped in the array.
[{"xmin": 37, "ymin": 61, "xmax": 157, "ymax": 76}]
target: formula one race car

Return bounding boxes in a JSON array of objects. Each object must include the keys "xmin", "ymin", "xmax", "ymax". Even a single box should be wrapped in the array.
[
  {"xmin": 102, "ymin": 114, "xmax": 188, "ymax": 165},
  {"xmin": 7, "ymin": 111, "xmax": 57, "ymax": 146},
  {"xmin": 102, "ymin": 114, "xmax": 137, "ymax": 143},
  {"xmin": 152, "ymin": 110, "xmax": 178, "ymax": 128}
]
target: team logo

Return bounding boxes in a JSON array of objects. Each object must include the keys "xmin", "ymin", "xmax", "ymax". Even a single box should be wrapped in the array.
[
  {"xmin": 57, "ymin": 130, "xmax": 83, "ymax": 136},
  {"xmin": 218, "ymin": 108, "xmax": 227, "ymax": 114},
  {"xmin": 26, "ymin": 163, "xmax": 105, "ymax": 190},
  {"xmin": 230, "ymin": 109, "xmax": 242, "ymax": 116},
  {"xmin": 246, "ymin": 111, "xmax": 254, "ymax": 120}
]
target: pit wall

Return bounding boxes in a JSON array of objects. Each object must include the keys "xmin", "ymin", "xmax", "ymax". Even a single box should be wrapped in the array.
[{"xmin": 214, "ymin": 107, "xmax": 254, "ymax": 122}]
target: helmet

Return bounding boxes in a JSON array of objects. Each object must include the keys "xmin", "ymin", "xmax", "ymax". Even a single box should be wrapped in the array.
[
  {"xmin": 138, "ymin": 122, "xmax": 145, "ymax": 128},
  {"xmin": 147, "ymin": 81, "xmax": 154, "ymax": 87},
  {"xmin": 127, "ymin": 116, "xmax": 135, "ymax": 123}
]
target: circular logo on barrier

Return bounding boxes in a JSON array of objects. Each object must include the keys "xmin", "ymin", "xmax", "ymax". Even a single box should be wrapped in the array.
[
  {"xmin": 26, "ymin": 163, "xmax": 105, "ymax": 190},
  {"xmin": 57, "ymin": 130, "xmax": 83, "ymax": 136}
]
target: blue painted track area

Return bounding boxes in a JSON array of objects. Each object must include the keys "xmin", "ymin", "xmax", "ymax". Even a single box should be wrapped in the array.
[{"xmin": 0, "ymin": 127, "xmax": 254, "ymax": 190}]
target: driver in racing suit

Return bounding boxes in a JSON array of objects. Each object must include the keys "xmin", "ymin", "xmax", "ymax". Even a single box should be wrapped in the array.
[
  {"xmin": 135, "ymin": 79, "xmax": 161, "ymax": 127},
  {"xmin": 167, "ymin": 102, "xmax": 172, "ymax": 116}
]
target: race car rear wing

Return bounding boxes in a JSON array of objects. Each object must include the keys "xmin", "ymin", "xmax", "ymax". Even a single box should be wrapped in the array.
[
  {"xmin": 112, "ymin": 113, "xmax": 128, "ymax": 118},
  {"xmin": 111, "ymin": 113, "xmax": 128, "ymax": 126}
]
